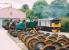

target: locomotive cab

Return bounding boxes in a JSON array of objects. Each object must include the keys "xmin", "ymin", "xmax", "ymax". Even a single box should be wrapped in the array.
[{"xmin": 51, "ymin": 18, "xmax": 61, "ymax": 33}]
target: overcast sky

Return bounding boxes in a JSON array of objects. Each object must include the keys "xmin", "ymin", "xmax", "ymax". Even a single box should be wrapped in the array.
[{"xmin": 0, "ymin": 0, "xmax": 69, "ymax": 9}]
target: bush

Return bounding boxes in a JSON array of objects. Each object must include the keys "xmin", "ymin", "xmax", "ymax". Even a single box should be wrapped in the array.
[{"xmin": 61, "ymin": 17, "xmax": 69, "ymax": 32}]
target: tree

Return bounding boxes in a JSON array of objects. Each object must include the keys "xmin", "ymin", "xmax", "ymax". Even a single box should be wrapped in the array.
[
  {"xmin": 26, "ymin": 9, "xmax": 33, "ymax": 19},
  {"xmin": 50, "ymin": 0, "xmax": 67, "ymax": 18},
  {"xmin": 20, "ymin": 4, "xmax": 34, "ymax": 19},
  {"xmin": 32, "ymin": 0, "xmax": 48, "ymax": 19},
  {"xmin": 61, "ymin": 17, "xmax": 69, "ymax": 32},
  {"xmin": 41, "ymin": 6, "xmax": 53, "ymax": 18},
  {"xmin": 63, "ymin": 3, "xmax": 69, "ymax": 17},
  {"xmin": 21, "ymin": 4, "xmax": 29, "ymax": 12}
]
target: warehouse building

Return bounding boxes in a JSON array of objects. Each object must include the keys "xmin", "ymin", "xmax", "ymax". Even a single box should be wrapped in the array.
[{"xmin": 0, "ymin": 7, "xmax": 26, "ymax": 27}]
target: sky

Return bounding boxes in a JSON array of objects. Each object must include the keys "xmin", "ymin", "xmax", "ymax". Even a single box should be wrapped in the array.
[{"xmin": 0, "ymin": 0, "xmax": 69, "ymax": 9}]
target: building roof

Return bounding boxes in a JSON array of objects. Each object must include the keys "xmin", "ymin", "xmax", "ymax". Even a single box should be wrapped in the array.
[{"xmin": 0, "ymin": 7, "xmax": 26, "ymax": 19}]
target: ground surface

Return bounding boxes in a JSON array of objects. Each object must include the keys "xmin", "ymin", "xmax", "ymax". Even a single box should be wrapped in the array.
[
  {"xmin": 0, "ymin": 28, "xmax": 28, "ymax": 50},
  {"xmin": 0, "ymin": 28, "xmax": 69, "ymax": 50}
]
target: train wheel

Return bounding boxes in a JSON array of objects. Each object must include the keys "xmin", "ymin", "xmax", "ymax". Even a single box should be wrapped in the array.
[
  {"xmin": 57, "ymin": 39, "xmax": 69, "ymax": 47},
  {"xmin": 52, "ymin": 42, "xmax": 62, "ymax": 48},
  {"xmin": 56, "ymin": 47, "xmax": 68, "ymax": 50},
  {"xmin": 18, "ymin": 34, "xmax": 24, "ymax": 40},
  {"xmin": 44, "ymin": 39, "xmax": 54, "ymax": 45},
  {"xmin": 64, "ymin": 45, "xmax": 69, "ymax": 50},
  {"xmin": 46, "ymin": 36, "xmax": 57, "ymax": 41},
  {"xmin": 41, "ymin": 44, "xmax": 56, "ymax": 50},
  {"xmin": 33, "ymin": 41, "xmax": 46, "ymax": 50},
  {"xmin": 37, "ymin": 35, "xmax": 46, "ymax": 41},
  {"xmin": 24, "ymin": 36, "xmax": 33, "ymax": 44},
  {"xmin": 21, "ymin": 34, "xmax": 28, "ymax": 42},
  {"xmin": 26, "ymin": 38, "xmax": 39, "ymax": 50}
]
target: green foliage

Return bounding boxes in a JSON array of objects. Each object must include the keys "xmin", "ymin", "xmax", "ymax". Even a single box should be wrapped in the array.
[
  {"xmin": 63, "ymin": 3, "xmax": 69, "ymax": 17},
  {"xmin": 32, "ymin": 0, "xmax": 48, "ymax": 19},
  {"xmin": 26, "ymin": 10, "xmax": 33, "ymax": 19},
  {"xmin": 20, "ymin": 4, "xmax": 34, "ymax": 19},
  {"xmin": 41, "ymin": 6, "xmax": 53, "ymax": 18},
  {"xmin": 21, "ymin": 4, "xmax": 29, "ymax": 12},
  {"xmin": 61, "ymin": 17, "xmax": 69, "ymax": 32},
  {"xmin": 20, "ymin": 0, "xmax": 69, "ymax": 19},
  {"xmin": 19, "ymin": 0, "xmax": 69, "ymax": 32},
  {"xmin": 50, "ymin": 0, "xmax": 67, "ymax": 17}
]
